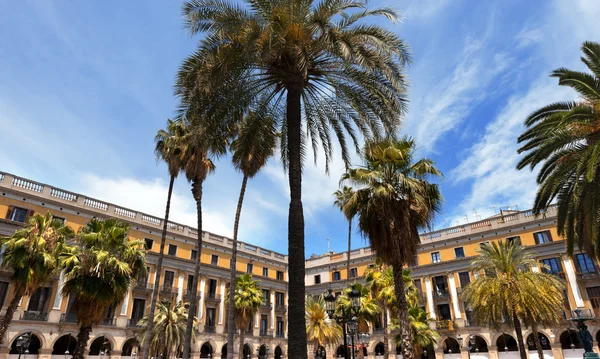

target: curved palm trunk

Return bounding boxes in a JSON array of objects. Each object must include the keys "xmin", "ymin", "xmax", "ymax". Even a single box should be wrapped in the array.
[
  {"xmin": 392, "ymin": 263, "xmax": 414, "ymax": 359},
  {"xmin": 286, "ymin": 86, "xmax": 307, "ymax": 359},
  {"xmin": 513, "ymin": 315, "xmax": 528, "ymax": 359},
  {"xmin": 183, "ymin": 180, "xmax": 204, "ymax": 359},
  {"xmin": 531, "ymin": 323, "xmax": 545, "ymax": 359},
  {"xmin": 72, "ymin": 325, "xmax": 92, "ymax": 359},
  {"xmin": 0, "ymin": 286, "xmax": 24, "ymax": 345},
  {"xmin": 227, "ymin": 174, "xmax": 249, "ymax": 359},
  {"xmin": 346, "ymin": 219, "xmax": 352, "ymax": 278},
  {"xmin": 143, "ymin": 175, "xmax": 175, "ymax": 359}
]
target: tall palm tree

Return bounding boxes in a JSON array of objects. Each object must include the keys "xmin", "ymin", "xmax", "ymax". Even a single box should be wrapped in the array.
[
  {"xmin": 178, "ymin": 1, "xmax": 409, "ymax": 356},
  {"xmin": 0, "ymin": 212, "xmax": 73, "ymax": 345},
  {"xmin": 175, "ymin": 117, "xmax": 229, "ymax": 359},
  {"xmin": 462, "ymin": 241, "xmax": 564, "ymax": 359},
  {"xmin": 227, "ymin": 274, "xmax": 264, "ymax": 358},
  {"xmin": 138, "ymin": 301, "xmax": 197, "ymax": 359},
  {"xmin": 334, "ymin": 187, "xmax": 355, "ymax": 277},
  {"xmin": 516, "ymin": 41, "xmax": 600, "ymax": 258},
  {"xmin": 305, "ymin": 295, "xmax": 342, "ymax": 353},
  {"xmin": 142, "ymin": 119, "xmax": 185, "ymax": 359},
  {"xmin": 226, "ymin": 113, "xmax": 277, "ymax": 359},
  {"xmin": 343, "ymin": 138, "xmax": 442, "ymax": 359},
  {"xmin": 60, "ymin": 218, "xmax": 146, "ymax": 359}
]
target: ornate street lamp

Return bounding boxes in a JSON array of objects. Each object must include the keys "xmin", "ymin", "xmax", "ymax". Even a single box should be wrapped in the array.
[
  {"xmin": 325, "ymin": 285, "xmax": 363, "ymax": 359},
  {"xmin": 16, "ymin": 332, "xmax": 32, "ymax": 359}
]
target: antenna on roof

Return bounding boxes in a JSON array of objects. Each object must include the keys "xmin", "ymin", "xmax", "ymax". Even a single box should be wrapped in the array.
[
  {"xmin": 491, "ymin": 206, "xmax": 497, "ymax": 214},
  {"xmin": 472, "ymin": 209, "xmax": 481, "ymax": 221},
  {"xmin": 327, "ymin": 238, "xmax": 331, "ymax": 254}
]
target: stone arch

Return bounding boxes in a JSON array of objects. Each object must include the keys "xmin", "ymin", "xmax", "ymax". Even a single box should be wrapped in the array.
[
  {"xmin": 274, "ymin": 346, "xmax": 283, "ymax": 359},
  {"xmin": 221, "ymin": 344, "xmax": 227, "ymax": 359},
  {"xmin": 89, "ymin": 335, "xmax": 114, "ymax": 356},
  {"xmin": 526, "ymin": 332, "xmax": 551, "ymax": 351},
  {"xmin": 243, "ymin": 343, "xmax": 253, "ymax": 358},
  {"xmin": 496, "ymin": 333, "xmax": 518, "ymax": 352},
  {"xmin": 361, "ymin": 347, "xmax": 367, "ymax": 357},
  {"xmin": 9, "ymin": 332, "xmax": 42, "ymax": 354},
  {"xmin": 469, "ymin": 335, "xmax": 488, "ymax": 353},
  {"xmin": 374, "ymin": 342, "xmax": 385, "ymax": 355},
  {"xmin": 559, "ymin": 329, "xmax": 582, "ymax": 349},
  {"xmin": 200, "ymin": 342, "xmax": 214, "ymax": 358},
  {"xmin": 314, "ymin": 345, "xmax": 326, "ymax": 359},
  {"xmin": 52, "ymin": 334, "xmax": 78, "ymax": 355},
  {"xmin": 336, "ymin": 345, "xmax": 346, "ymax": 358},
  {"xmin": 258, "ymin": 345, "xmax": 269, "ymax": 358},
  {"xmin": 122, "ymin": 338, "xmax": 139, "ymax": 356},
  {"xmin": 442, "ymin": 337, "xmax": 461, "ymax": 354}
]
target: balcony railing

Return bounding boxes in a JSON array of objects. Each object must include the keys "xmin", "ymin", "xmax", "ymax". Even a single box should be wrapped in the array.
[
  {"xmin": 134, "ymin": 280, "xmax": 153, "ymax": 292},
  {"xmin": 576, "ymin": 271, "xmax": 599, "ymax": 280},
  {"xmin": 205, "ymin": 293, "xmax": 221, "ymax": 302},
  {"xmin": 276, "ymin": 331, "xmax": 285, "ymax": 338},
  {"xmin": 260, "ymin": 329, "xmax": 273, "ymax": 337},
  {"xmin": 436, "ymin": 319, "xmax": 454, "ymax": 330},
  {"xmin": 204, "ymin": 325, "xmax": 216, "ymax": 333},
  {"xmin": 161, "ymin": 285, "xmax": 176, "ymax": 295},
  {"xmin": 275, "ymin": 303, "xmax": 287, "ymax": 312},
  {"xmin": 100, "ymin": 317, "xmax": 116, "ymax": 326},
  {"xmin": 433, "ymin": 290, "xmax": 450, "ymax": 301},
  {"xmin": 128, "ymin": 318, "xmax": 143, "ymax": 327},
  {"xmin": 184, "ymin": 289, "xmax": 200, "ymax": 298},
  {"xmin": 261, "ymin": 302, "xmax": 273, "ymax": 311},
  {"xmin": 60, "ymin": 313, "xmax": 78, "ymax": 323},
  {"xmin": 22, "ymin": 311, "xmax": 48, "ymax": 321}
]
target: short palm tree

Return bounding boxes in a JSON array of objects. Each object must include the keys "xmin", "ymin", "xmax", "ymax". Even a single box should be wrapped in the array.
[
  {"xmin": 335, "ymin": 283, "xmax": 379, "ymax": 333},
  {"xmin": 142, "ymin": 119, "xmax": 185, "ymax": 359},
  {"xmin": 60, "ymin": 218, "xmax": 146, "ymax": 359},
  {"xmin": 226, "ymin": 113, "xmax": 277, "ymax": 359},
  {"xmin": 517, "ymin": 41, "xmax": 600, "ymax": 258},
  {"xmin": 138, "ymin": 301, "xmax": 197, "ymax": 359},
  {"xmin": 228, "ymin": 274, "xmax": 264, "ymax": 358},
  {"xmin": 391, "ymin": 305, "xmax": 439, "ymax": 356},
  {"xmin": 343, "ymin": 138, "xmax": 442, "ymax": 359},
  {"xmin": 462, "ymin": 241, "xmax": 564, "ymax": 359},
  {"xmin": 306, "ymin": 295, "xmax": 342, "ymax": 353},
  {"xmin": 0, "ymin": 212, "xmax": 73, "ymax": 345},
  {"xmin": 178, "ymin": 1, "xmax": 409, "ymax": 356},
  {"xmin": 334, "ymin": 186, "xmax": 355, "ymax": 277}
]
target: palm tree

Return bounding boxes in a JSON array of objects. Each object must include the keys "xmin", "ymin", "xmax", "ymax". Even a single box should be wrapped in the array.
[
  {"xmin": 142, "ymin": 119, "xmax": 185, "ymax": 359},
  {"xmin": 178, "ymin": 1, "xmax": 409, "ymax": 356},
  {"xmin": 391, "ymin": 305, "xmax": 439, "ymax": 357},
  {"xmin": 343, "ymin": 138, "xmax": 442, "ymax": 359},
  {"xmin": 227, "ymin": 274, "xmax": 264, "ymax": 358},
  {"xmin": 138, "ymin": 301, "xmax": 197, "ymax": 359},
  {"xmin": 226, "ymin": 113, "xmax": 277, "ymax": 359},
  {"xmin": 305, "ymin": 295, "xmax": 342, "ymax": 354},
  {"xmin": 462, "ymin": 241, "xmax": 564, "ymax": 359},
  {"xmin": 334, "ymin": 187, "xmax": 355, "ymax": 277},
  {"xmin": 0, "ymin": 212, "xmax": 73, "ymax": 345},
  {"xmin": 60, "ymin": 218, "xmax": 146, "ymax": 359},
  {"xmin": 335, "ymin": 283, "xmax": 379, "ymax": 333},
  {"xmin": 516, "ymin": 41, "xmax": 600, "ymax": 258}
]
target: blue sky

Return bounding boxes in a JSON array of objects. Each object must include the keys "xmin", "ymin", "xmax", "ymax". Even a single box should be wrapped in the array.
[{"xmin": 1, "ymin": 0, "xmax": 599, "ymax": 257}]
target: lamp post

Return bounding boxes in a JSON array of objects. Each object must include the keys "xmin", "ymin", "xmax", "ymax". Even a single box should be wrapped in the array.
[
  {"xmin": 65, "ymin": 334, "xmax": 73, "ymax": 359},
  {"xmin": 16, "ymin": 332, "xmax": 32, "ymax": 359},
  {"xmin": 457, "ymin": 334, "xmax": 475, "ymax": 359},
  {"xmin": 325, "ymin": 285, "xmax": 362, "ymax": 359},
  {"xmin": 568, "ymin": 308, "xmax": 599, "ymax": 358}
]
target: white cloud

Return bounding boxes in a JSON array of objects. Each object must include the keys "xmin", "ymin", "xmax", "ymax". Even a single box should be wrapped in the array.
[
  {"xmin": 515, "ymin": 26, "xmax": 543, "ymax": 49},
  {"xmin": 403, "ymin": 0, "xmax": 454, "ymax": 21}
]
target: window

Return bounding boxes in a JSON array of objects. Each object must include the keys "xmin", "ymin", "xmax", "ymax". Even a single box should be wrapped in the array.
[
  {"xmin": 27, "ymin": 287, "xmax": 50, "ymax": 312},
  {"xmin": 263, "ymin": 267, "xmax": 269, "ymax": 277},
  {"xmin": 260, "ymin": 314, "xmax": 268, "ymax": 335},
  {"xmin": 144, "ymin": 238, "xmax": 154, "ymax": 251},
  {"xmin": 0, "ymin": 282, "xmax": 9, "ymax": 308},
  {"xmin": 246, "ymin": 317, "xmax": 253, "ymax": 333},
  {"xmin": 534, "ymin": 230, "xmax": 553, "ymax": 244},
  {"xmin": 276, "ymin": 317, "xmax": 284, "ymax": 337},
  {"xmin": 350, "ymin": 268, "xmax": 358, "ymax": 278},
  {"xmin": 332, "ymin": 271, "xmax": 341, "ymax": 281},
  {"xmin": 433, "ymin": 275, "xmax": 448, "ymax": 294},
  {"xmin": 431, "ymin": 252, "xmax": 441, "ymax": 263},
  {"xmin": 168, "ymin": 244, "xmax": 177, "ymax": 256},
  {"xmin": 247, "ymin": 263, "xmax": 254, "ymax": 274},
  {"xmin": 587, "ymin": 287, "xmax": 600, "ymax": 313},
  {"xmin": 275, "ymin": 292, "xmax": 285, "ymax": 306},
  {"xmin": 208, "ymin": 279, "xmax": 218, "ymax": 297},
  {"xmin": 262, "ymin": 289, "xmax": 270, "ymax": 303},
  {"xmin": 187, "ymin": 275, "xmax": 195, "ymax": 292},
  {"xmin": 206, "ymin": 307, "xmax": 216, "ymax": 327},
  {"xmin": 454, "ymin": 247, "xmax": 465, "ymax": 259},
  {"xmin": 413, "ymin": 279, "xmax": 423, "ymax": 297},
  {"xmin": 507, "ymin": 236, "xmax": 521, "ymax": 246},
  {"xmin": 190, "ymin": 250, "xmax": 198, "ymax": 261},
  {"xmin": 211, "ymin": 255, "xmax": 218, "ymax": 266},
  {"xmin": 437, "ymin": 304, "xmax": 452, "ymax": 320},
  {"xmin": 6, "ymin": 206, "xmax": 29, "ymax": 223},
  {"xmin": 52, "ymin": 216, "xmax": 66, "ymax": 225},
  {"xmin": 131, "ymin": 298, "xmax": 146, "ymax": 323},
  {"xmin": 458, "ymin": 272, "xmax": 471, "ymax": 288},
  {"xmin": 479, "ymin": 241, "xmax": 489, "ymax": 249},
  {"xmin": 314, "ymin": 275, "xmax": 321, "ymax": 284},
  {"xmin": 575, "ymin": 253, "xmax": 595, "ymax": 274},
  {"xmin": 164, "ymin": 270, "xmax": 175, "ymax": 287},
  {"xmin": 540, "ymin": 258, "xmax": 562, "ymax": 277},
  {"xmin": 276, "ymin": 271, "xmax": 284, "ymax": 281}
]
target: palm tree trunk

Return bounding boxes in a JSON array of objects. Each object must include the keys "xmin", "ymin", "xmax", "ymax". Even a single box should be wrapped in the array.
[
  {"xmin": 392, "ymin": 263, "xmax": 414, "ymax": 359},
  {"xmin": 532, "ymin": 323, "xmax": 545, "ymax": 359},
  {"xmin": 513, "ymin": 315, "xmax": 527, "ymax": 359},
  {"xmin": 239, "ymin": 326, "xmax": 246, "ymax": 359},
  {"xmin": 383, "ymin": 308, "xmax": 389, "ymax": 359},
  {"xmin": 72, "ymin": 325, "xmax": 92, "ymax": 359},
  {"xmin": 143, "ymin": 175, "xmax": 175, "ymax": 359},
  {"xmin": 228, "ymin": 174, "xmax": 248, "ymax": 359},
  {"xmin": 346, "ymin": 219, "xmax": 352, "ymax": 278},
  {"xmin": 286, "ymin": 86, "xmax": 307, "ymax": 359},
  {"xmin": 183, "ymin": 180, "xmax": 204, "ymax": 359},
  {"xmin": 0, "ymin": 286, "xmax": 24, "ymax": 345}
]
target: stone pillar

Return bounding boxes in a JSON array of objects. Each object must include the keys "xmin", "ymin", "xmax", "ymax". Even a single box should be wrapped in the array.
[
  {"xmin": 270, "ymin": 291, "xmax": 276, "ymax": 330},
  {"xmin": 118, "ymin": 289, "xmax": 131, "ymax": 327},
  {"xmin": 488, "ymin": 345, "xmax": 499, "ymax": 359},
  {"xmin": 177, "ymin": 272, "xmax": 184, "ymax": 303},
  {"xmin": 460, "ymin": 347, "xmax": 469, "ymax": 359},
  {"xmin": 448, "ymin": 273, "xmax": 461, "ymax": 319},
  {"xmin": 435, "ymin": 348, "xmax": 444, "ymax": 359},
  {"xmin": 563, "ymin": 257, "xmax": 584, "ymax": 307},
  {"xmin": 49, "ymin": 271, "xmax": 66, "ymax": 322},
  {"xmin": 219, "ymin": 282, "xmax": 226, "ymax": 324},
  {"xmin": 0, "ymin": 347, "xmax": 9, "ymax": 359},
  {"xmin": 199, "ymin": 277, "xmax": 206, "ymax": 320},
  {"xmin": 425, "ymin": 277, "xmax": 436, "ymax": 319},
  {"xmin": 551, "ymin": 343, "xmax": 564, "ymax": 359}
]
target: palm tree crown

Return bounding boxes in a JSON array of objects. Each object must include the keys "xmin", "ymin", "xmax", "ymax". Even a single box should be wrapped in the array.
[
  {"xmin": 305, "ymin": 296, "xmax": 342, "ymax": 350},
  {"xmin": 155, "ymin": 119, "xmax": 186, "ymax": 178},
  {"xmin": 517, "ymin": 41, "xmax": 600, "ymax": 257}
]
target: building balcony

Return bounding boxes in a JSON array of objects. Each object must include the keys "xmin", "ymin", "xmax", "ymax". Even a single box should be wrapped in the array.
[
  {"xmin": 275, "ymin": 303, "xmax": 287, "ymax": 313},
  {"xmin": 276, "ymin": 331, "xmax": 285, "ymax": 338},
  {"xmin": 21, "ymin": 311, "xmax": 48, "ymax": 321},
  {"xmin": 60, "ymin": 313, "xmax": 78, "ymax": 323},
  {"xmin": 133, "ymin": 280, "xmax": 153, "ymax": 294},
  {"xmin": 160, "ymin": 285, "xmax": 177, "ymax": 296},
  {"xmin": 260, "ymin": 329, "xmax": 273, "ymax": 337},
  {"xmin": 128, "ymin": 318, "xmax": 143, "ymax": 328},
  {"xmin": 204, "ymin": 325, "xmax": 216, "ymax": 334},
  {"xmin": 436, "ymin": 319, "xmax": 455, "ymax": 331},
  {"xmin": 433, "ymin": 290, "xmax": 450, "ymax": 301},
  {"xmin": 576, "ymin": 271, "xmax": 599, "ymax": 280},
  {"xmin": 183, "ymin": 289, "xmax": 200, "ymax": 300},
  {"xmin": 100, "ymin": 317, "xmax": 116, "ymax": 326},
  {"xmin": 261, "ymin": 302, "xmax": 273, "ymax": 311},
  {"xmin": 205, "ymin": 293, "xmax": 221, "ymax": 303}
]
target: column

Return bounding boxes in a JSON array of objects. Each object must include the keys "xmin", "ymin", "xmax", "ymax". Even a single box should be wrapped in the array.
[
  {"xmin": 386, "ymin": 309, "xmax": 391, "ymax": 326},
  {"xmin": 448, "ymin": 274, "xmax": 461, "ymax": 319},
  {"xmin": 198, "ymin": 278, "xmax": 206, "ymax": 319},
  {"xmin": 120, "ymin": 289, "xmax": 131, "ymax": 316},
  {"xmin": 255, "ymin": 312, "xmax": 260, "ymax": 328},
  {"xmin": 551, "ymin": 343, "xmax": 564, "ymax": 359},
  {"xmin": 434, "ymin": 348, "xmax": 444, "ymax": 359},
  {"xmin": 177, "ymin": 272, "xmax": 184, "ymax": 303},
  {"xmin": 487, "ymin": 346, "xmax": 499, "ymax": 359},
  {"xmin": 563, "ymin": 257, "xmax": 584, "ymax": 307},
  {"xmin": 219, "ymin": 282, "xmax": 226, "ymax": 324},
  {"xmin": 425, "ymin": 277, "xmax": 436, "ymax": 319},
  {"xmin": 49, "ymin": 271, "xmax": 65, "ymax": 322},
  {"xmin": 270, "ymin": 290, "xmax": 276, "ymax": 330}
]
